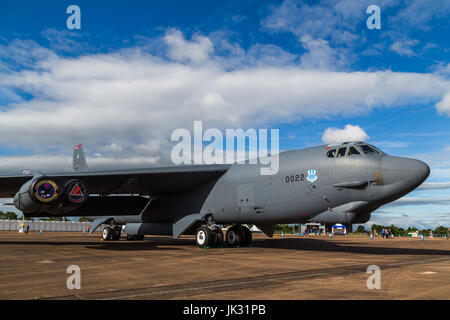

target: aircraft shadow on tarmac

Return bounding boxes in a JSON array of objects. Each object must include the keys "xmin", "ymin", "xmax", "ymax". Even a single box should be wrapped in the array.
[
  {"xmin": 0, "ymin": 240, "xmax": 104, "ymax": 246},
  {"xmin": 85, "ymin": 238, "xmax": 190, "ymax": 251},
  {"xmin": 0, "ymin": 238, "xmax": 185, "ymax": 251},
  {"xmin": 1, "ymin": 236, "xmax": 449, "ymax": 255},
  {"xmin": 86, "ymin": 237, "xmax": 450, "ymax": 256},
  {"xmin": 250, "ymin": 237, "xmax": 450, "ymax": 256}
]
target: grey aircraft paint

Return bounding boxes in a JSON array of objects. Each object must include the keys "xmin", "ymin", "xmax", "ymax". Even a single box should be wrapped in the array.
[{"xmin": 0, "ymin": 142, "xmax": 429, "ymax": 243}]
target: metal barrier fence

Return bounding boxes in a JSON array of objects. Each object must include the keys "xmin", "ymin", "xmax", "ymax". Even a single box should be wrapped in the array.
[{"xmin": 0, "ymin": 220, "xmax": 102, "ymax": 232}]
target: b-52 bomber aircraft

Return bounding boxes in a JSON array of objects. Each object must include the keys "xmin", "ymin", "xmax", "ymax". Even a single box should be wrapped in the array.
[{"xmin": 0, "ymin": 142, "xmax": 429, "ymax": 248}]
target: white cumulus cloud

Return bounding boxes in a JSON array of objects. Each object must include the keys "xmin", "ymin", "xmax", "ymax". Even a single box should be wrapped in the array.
[
  {"xmin": 164, "ymin": 29, "xmax": 213, "ymax": 64},
  {"xmin": 436, "ymin": 92, "xmax": 450, "ymax": 116},
  {"xmin": 322, "ymin": 124, "xmax": 369, "ymax": 144},
  {"xmin": 0, "ymin": 30, "xmax": 449, "ymax": 169}
]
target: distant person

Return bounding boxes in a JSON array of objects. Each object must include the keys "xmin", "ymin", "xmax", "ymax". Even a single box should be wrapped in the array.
[
  {"xmin": 381, "ymin": 229, "xmax": 385, "ymax": 239},
  {"xmin": 26, "ymin": 225, "xmax": 30, "ymax": 234},
  {"xmin": 446, "ymin": 229, "xmax": 449, "ymax": 240}
]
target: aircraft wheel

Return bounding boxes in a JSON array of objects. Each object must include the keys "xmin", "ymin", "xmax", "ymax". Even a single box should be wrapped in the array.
[
  {"xmin": 196, "ymin": 226, "xmax": 212, "ymax": 248},
  {"xmin": 226, "ymin": 226, "xmax": 242, "ymax": 247},
  {"xmin": 102, "ymin": 226, "xmax": 112, "ymax": 241},
  {"xmin": 239, "ymin": 225, "xmax": 252, "ymax": 246},
  {"xmin": 212, "ymin": 227, "xmax": 224, "ymax": 246},
  {"xmin": 111, "ymin": 227, "xmax": 121, "ymax": 241}
]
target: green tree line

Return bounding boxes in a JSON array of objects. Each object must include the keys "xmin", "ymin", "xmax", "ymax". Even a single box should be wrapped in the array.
[
  {"xmin": 0, "ymin": 211, "xmax": 19, "ymax": 220},
  {"xmin": 356, "ymin": 224, "xmax": 449, "ymax": 236}
]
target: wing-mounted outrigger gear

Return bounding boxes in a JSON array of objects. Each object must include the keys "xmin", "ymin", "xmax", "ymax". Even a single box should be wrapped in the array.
[{"xmin": 72, "ymin": 144, "xmax": 89, "ymax": 172}]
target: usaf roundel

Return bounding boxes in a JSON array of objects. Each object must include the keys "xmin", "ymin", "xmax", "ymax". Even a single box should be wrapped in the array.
[{"xmin": 307, "ymin": 169, "xmax": 318, "ymax": 182}]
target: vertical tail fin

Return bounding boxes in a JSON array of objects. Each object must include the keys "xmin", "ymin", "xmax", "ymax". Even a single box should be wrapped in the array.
[{"xmin": 73, "ymin": 144, "xmax": 89, "ymax": 172}]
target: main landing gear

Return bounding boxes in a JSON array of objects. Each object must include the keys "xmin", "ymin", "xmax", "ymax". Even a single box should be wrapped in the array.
[
  {"xmin": 196, "ymin": 225, "xmax": 224, "ymax": 248},
  {"xmin": 102, "ymin": 224, "xmax": 144, "ymax": 241},
  {"xmin": 225, "ymin": 225, "xmax": 252, "ymax": 247},
  {"xmin": 195, "ymin": 223, "xmax": 252, "ymax": 248},
  {"xmin": 102, "ymin": 225, "xmax": 122, "ymax": 241}
]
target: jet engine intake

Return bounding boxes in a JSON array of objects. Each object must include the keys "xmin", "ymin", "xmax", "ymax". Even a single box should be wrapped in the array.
[{"xmin": 13, "ymin": 176, "xmax": 89, "ymax": 214}]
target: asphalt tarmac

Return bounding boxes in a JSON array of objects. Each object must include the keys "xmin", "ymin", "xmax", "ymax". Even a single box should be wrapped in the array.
[{"xmin": 0, "ymin": 231, "xmax": 449, "ymax": 300}]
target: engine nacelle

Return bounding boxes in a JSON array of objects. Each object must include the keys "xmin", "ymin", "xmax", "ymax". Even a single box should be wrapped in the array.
[{"xmin": 13, "ymin": 176, "xmax": 89, "ymax": 215}]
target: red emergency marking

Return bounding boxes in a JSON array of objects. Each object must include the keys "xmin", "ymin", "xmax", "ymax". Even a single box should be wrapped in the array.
[{"xmin": 70, "ymin": 184, "xmax": 82, "ymax": 196}]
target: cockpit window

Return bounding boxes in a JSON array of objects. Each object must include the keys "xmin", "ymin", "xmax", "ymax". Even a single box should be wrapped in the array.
[
  {"xmin": 337, "ymin": 147, "xmax": 347, "ymax": 157},
  {"xmin": 348, "ymin": 146, "xmax": 360, "ymax": 155},
  {"xmin": 326, "ymin": 149, "xmax": 336, "ymax": 158},
  {"xmin": 327, "ymin": 143, "xmax": 382, "ymax": 158},
  {"xmin": 358, "ymin": 144, "xmax": 380, "ymax": 154}
]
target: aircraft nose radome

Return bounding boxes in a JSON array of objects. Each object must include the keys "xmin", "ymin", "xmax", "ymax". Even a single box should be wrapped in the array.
[
  {"xmin": 381, "ymin": 156, "xmax": 430, "ymax": 187},
  {"xmin": 412, "ymin": 159, "xmax": 430, "ymax": 184}
]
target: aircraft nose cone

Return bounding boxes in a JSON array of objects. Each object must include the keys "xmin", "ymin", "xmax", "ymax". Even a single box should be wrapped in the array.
[
  {"xmin": 381, "ymin": 156, "xmax": 430, "ymax": 187},
  {"xmin": 413, "ymin": 159, "xmax": 430, "ymax": 184}
]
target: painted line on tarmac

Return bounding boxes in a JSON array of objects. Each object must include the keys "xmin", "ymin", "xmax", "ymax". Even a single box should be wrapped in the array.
[
  {"xmin": 41, "ymin": 256, "xmax": 450, "ymax": 300},
  {"xmin": 386, "ymin": 257, "xmax": 450, "ymax": 266},
  {"xmin": 96, "ymin": 257, "xmax": 450, "ymax": 300},
  {"xmin": 96, "ymin": 273, "xmax": 327, "ymax": 300}
]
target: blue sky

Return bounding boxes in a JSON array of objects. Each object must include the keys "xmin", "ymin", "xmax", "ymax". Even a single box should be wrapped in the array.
[{"xmin": 0, "ymin": 0, "xmax": 449, "ymax": 228}]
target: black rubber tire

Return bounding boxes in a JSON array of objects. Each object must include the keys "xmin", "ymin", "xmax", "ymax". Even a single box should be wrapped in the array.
[
  {"xmin": 239, "ymin": 225, "xmax": 252, "ymax": 246},
  {"xmin": 210, "ymin": 229, "xmax": 219, "ymax": 246},
  {"xmin": 209, "ymin": 227, "xmax": 223, "ymax": 246},
  {"xmin": 196, "ymin": 226, "xmax": 212, "ymax": 248},
  {"xmin": 235, "ymin": 225, "xmax": 247, "ymax": 246},
  {"xmin": 112, "ymin": 228, "xmax": 121, "ymax": 241},
  {"xmin": 226, "ymin": 226, "xmax": 242, "ymax": 247},
  {"xmin": 214, "ymin": 227, "xmax": 224, "ymax": 246},
  {"xmin": 102, "ymin": 226, "xmax": 112, "ymax": 241}
]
